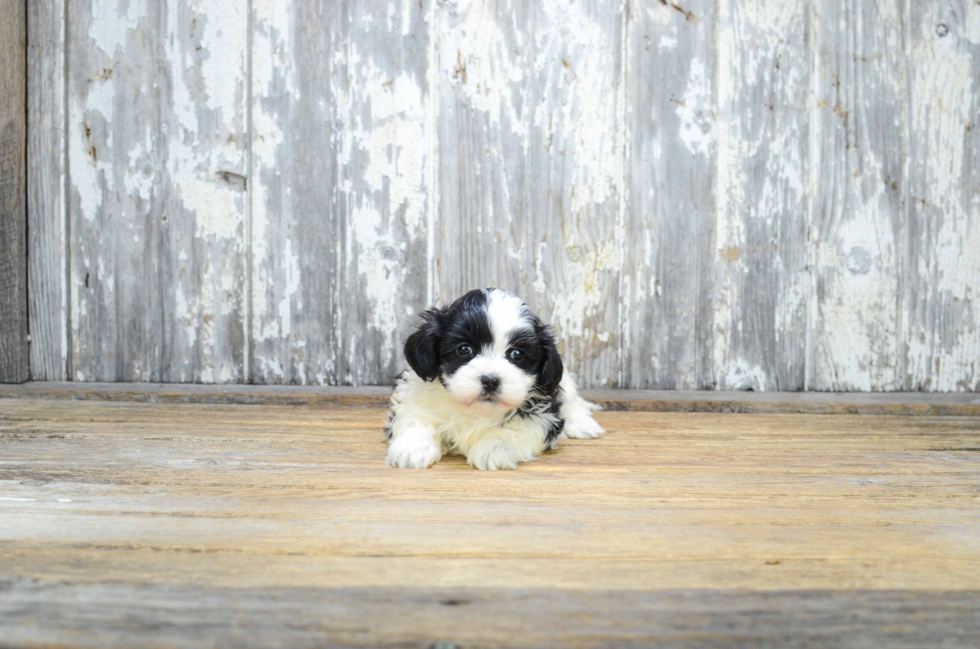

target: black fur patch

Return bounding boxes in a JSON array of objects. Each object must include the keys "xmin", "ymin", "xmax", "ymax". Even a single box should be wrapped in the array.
[
  {"xmin": 532, "ymin": 320, "xmax": 563, "ymax": 395},
  {"xmin": 543, "ymin": 393, "xmax": 565, "ymax": 448},
  {"xmin": 403, "ymin": 289, "xmax": 495, "ymax": 381},
  {"xmin": 515, "ymin": 391, "xmax": 565, "ymax": 449},
  {"xmin": 506, "ymin": 328, "xmax": 544, "ymax": 374},
  {"xmin": 438, "ymin": 290, "xmax": 493, "ymax": 377},
  {"xmin": 383, "ymin": 409, "xmax": 395, "ymax": 440}
]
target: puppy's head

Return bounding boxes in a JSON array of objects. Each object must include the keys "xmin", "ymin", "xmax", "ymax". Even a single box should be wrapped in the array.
[{"xmin": 404, "ymin": 289, "xmax": 563, "ymax": 416}]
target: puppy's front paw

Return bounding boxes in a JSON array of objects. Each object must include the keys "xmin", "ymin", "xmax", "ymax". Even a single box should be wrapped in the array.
[
  {"xmin": 386, "ymin": 432, "xmax": 441, "ymax": 469},
  {"xmin": 563, "ymin": 411, "xmax": 605, "ymax": 439},
  {"xmin": 467, "ymin": 439, "xmax": 527, "ymax": 471}
]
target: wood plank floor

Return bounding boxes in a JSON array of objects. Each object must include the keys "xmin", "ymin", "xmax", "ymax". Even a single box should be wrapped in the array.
[{"xmin": 1, "ymin": 396, "xmax": 978, "ymax": 648}]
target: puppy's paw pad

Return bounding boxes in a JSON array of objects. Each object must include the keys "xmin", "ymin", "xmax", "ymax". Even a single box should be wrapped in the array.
[
  {"xmin": 564, "ymin": 413, "xmax": 605, "ymax": 439},
  {"xmin": 386, "ymin": 435, "xmax": 441, "ymax": 469}
]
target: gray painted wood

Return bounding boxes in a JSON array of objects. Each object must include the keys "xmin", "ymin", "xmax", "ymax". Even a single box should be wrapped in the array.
[
  {"xmin": 0, "ymin": 0, "xmax": 28, "ymax": 384},
  {"xmin": 67, "ymin": 0, "xmax": 248, "ymax": 382},
  {"xmin": 27, "ymin": 0, "xmax": 68, "ymax": 381},
  {"xmin": 434, "ymin": 0, "xmax": 531, "ymax": 305},
  {"xmin": 809, "ymin": 0, "xmax": 908, "ymax": 391},
  {"xmin": 624, "ymin": 0, "xmax": 714, "ymax": 390},
  {"xmin": 249, "ymin": 0, "xmax": 344, "ymax": 385},
  {"xmin": 250, "ymin": 0, "xmax": 430, "ymax": 386},
  {"xmin": 26, "ymin": 0, "xmax": 980, "ymax": 390},
  {"xmin": 709, "ymin": 0, "xmax": 809, "ymax": 391},
  {"xmin": 524, "ymin": 0, "xmax": 625, "ymax": 388},
  {"xmin": 906, "ymin": 0, "xmax": 980, "ymax": 392},
  {"xmin": 436, "ymin": 0, "xmax": 624, "ymax": 387}
]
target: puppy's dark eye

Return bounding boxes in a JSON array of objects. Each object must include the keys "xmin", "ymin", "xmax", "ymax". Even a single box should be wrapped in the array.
[
  {"xmin": 457, "ymin": 344, "xmax": 474, "ymax": 358},
  {"xmin": 507, "ymin": 348, "xmax": 524, "ymax": 362}
]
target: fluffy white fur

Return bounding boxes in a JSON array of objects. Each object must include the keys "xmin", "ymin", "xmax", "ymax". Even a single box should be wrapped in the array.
[
  {"xmin": 385, "ymin": 289, "xmax": 605, "ymax": 470},
  {"xmin": 386, "ymin": 371, "xmax": 603, "ymax": 470}
]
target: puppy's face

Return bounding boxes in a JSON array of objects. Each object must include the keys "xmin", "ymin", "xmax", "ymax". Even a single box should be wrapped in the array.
[{"xmin": 404, "ymin": 289, "xmax": 563, "ymax": 416}]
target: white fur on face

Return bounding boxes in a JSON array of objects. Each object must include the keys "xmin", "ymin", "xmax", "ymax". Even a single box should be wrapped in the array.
[
  {"xmin": 444, "ymin": 356, "xmax": 536, "ymax": 415},
  {"xmin": 442, "ymin": 289, "xmax": 535, "ymax": 414}
]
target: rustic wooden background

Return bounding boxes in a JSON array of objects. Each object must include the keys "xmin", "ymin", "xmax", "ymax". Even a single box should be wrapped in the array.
[
  {"xmin": 22, "ymin": 0, "xmax": 980, "ymax": 390},
  {"xmin": 1, "ymin": 0, "xmax": 28, "ymax": 384}
]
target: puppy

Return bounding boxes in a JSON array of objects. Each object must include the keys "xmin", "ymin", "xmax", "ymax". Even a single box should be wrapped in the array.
[{"xmin": 384, "ymin": 288, "xmax": 605, "ymax": 470}]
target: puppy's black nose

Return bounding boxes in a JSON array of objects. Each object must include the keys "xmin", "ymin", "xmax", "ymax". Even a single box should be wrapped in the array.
[{"xmin": 480, "ymin": 375, "xmax": 501, "ymax": 393}]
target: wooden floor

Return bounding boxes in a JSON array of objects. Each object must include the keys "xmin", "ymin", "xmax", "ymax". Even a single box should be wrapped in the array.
[{"xmin": 1, "ymin": 394, "xmax": 979, "ymax": 648}]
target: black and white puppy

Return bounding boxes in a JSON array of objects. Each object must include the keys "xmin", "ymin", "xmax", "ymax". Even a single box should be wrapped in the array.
[{"xmin": 384, "ymin": 288, "xmax": 605, "ymax": 470}]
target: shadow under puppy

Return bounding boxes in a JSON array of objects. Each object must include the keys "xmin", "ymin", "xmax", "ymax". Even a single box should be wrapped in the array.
[{"xmin": 385, "ymin": 288, "xmax": 605, "ymax": 470}]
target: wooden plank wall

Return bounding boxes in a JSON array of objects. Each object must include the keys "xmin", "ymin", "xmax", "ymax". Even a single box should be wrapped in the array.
[
  {"xmin": 0, "ymin": 0, "xmax": 29, "ymax": 383},
  {"xmin": 25, "ymin": 0, "xmax": 980, "ymax": 390}
]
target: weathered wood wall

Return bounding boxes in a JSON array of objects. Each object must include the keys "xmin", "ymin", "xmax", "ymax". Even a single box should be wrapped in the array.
[
  {"xmin": 25, "ymin": 0, "xmax": 980, "ymax": 390},
  {"xmin": 1, "ymin": 0, "xmax": 28, "ymax": 383}
]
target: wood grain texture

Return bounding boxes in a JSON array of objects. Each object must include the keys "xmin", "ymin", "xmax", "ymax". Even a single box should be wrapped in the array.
[
  {"xmin": 2, "ymin": 381, "xmax": 980, "ymax": 414},
  {"xmin": 623, "ymin": 0, "xmax": 713, "ymax": 390},
  {"xmin": 523, "ymin": 0, "xmax": 625, "ymax": 389},
  {"xmin": 711, "ymin": 0, "xmax": 809, "ymax": 391},
  {"xmin": 0, "ymin": 398, "xmax": 979, "ymax": 647},
  {"xmin": 0, "ymin": 0, "xmax": 29, "ymax": 384},
  {"xmin": 435, "ymin": 0, "xmax": 531, "ymax": 301},
  {"xmin": 2, "ymin": 585, "xmax": 978, "ymax": 649},
  {"xmin": 809, "ymin": 0, "xmax": 909, "ymax": 391},
  {"xmin": 67, "ymin": 0, "xmax": 248, "ymax": 382},
  {"xmin": 250, "ymin": 0, "xmax": 430, "ymax": 386},
  {"xmin": 249, "ymin": 0, "xmax": 343, "ymax": 385},
  {"xmin": 23, "ymin": 0, "xmax": 980, "ymax": 391},
  {"xmin": 435, "ymin": 0, "xmax": 625, "ymax": 387},
  {"xmin": 27, "ymin": 0, "xmax": 68, "ymax": 381},
  {"xmin": 905, "ymin": 0, "xmax": 980, "ymax": 392}
]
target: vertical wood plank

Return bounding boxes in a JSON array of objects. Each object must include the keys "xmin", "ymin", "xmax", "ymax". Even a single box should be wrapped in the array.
[
  {"xmin": 436, "ymin": 0, "xmax": 625, "ymax": 387},
  {"xmin": 808, "ymin": 0, "xmax": 908, "ymax": 391},
  {"xmin": 28, "ymin": 0, "xmax": 69, "ymax": 381},
  {"xmin": 67, "ymin": 0, "xmax": 248, "ymax": 382},
  {"xmin": 249, "ymin": 0, "xmax": 342, "ymax": 384},
  {"xmin": 525, "ymin": 0, "xmax": 626, "ymax": 388},
  {"xmin": 0, "ymin": 0, "xmax": 29, "ymax": 383},
  {"xmin": 624, "ymin": 0, "xmax": 714, "ymax": 389},
  {"xmin": 709, "ymin": 0, "xmax": 809, "ymax": 391},
  {"xmin": 906, "ymin": 0, "xmax": 980, "ymax": 392},
  {"xmin": 434, "ymin": 0, "xmax": 532, "ymax": 303},
  {"xmin": 250, "ymin": 0, "xmax": 431, "ymax": 385},
  {"xmin": 342, "ymin": 0, "xmax": 432, "ymax": 384}
]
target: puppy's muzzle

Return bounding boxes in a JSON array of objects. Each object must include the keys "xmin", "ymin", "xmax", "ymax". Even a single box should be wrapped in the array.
[{"xmin": 480, "ymin": 375, "xmax": 501, "ymax": 397}]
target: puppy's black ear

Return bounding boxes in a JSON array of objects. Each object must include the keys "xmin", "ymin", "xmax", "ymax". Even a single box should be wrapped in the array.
[
  {"xmin": 537, "ymin": 327, "xmax": 564, "ymax": 395},
  {"xmin": 404, "ymin": 308, "xmax": 443, "ymax": 381}
]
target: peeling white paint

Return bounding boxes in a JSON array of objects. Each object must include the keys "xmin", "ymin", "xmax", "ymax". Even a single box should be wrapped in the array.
[
  {"xmin": 49, "ymin": 0, "xmax": 980, "ymax": 391},
  {"xmin": 250, "ymin": 0, "xmax": 293, "ymax": 354},
  {"xmin": 550, "ymin": 240, "xmax": 622, "ymax": 339},
  {"xmin": 70, "ymin": 80, "xmax": 115, "ymax": 223},
  {"xmin": 350, "ymin": 206, "xmax": 406, "ymax": 359},
  {"xmin": 725, "ymin": 359, "xmax": 768, "ymax": 392},
  {"xmin": 349, "ymin": 53, "xmax": 428, "ymax": 233},
  {"xmin": 534, "ymin": 0, "xmax": 624, "ymax": 216},
  {"xmin": 676, "ymin": 59, "xmax": 714, "ymax": 157},
  {"xmin": 906, "ymin": 13, "xmax": 980, "ymax": 391},
  {"xmin": 89, "ymin": 0, "xmax": 146, "ymax": 56},
  {"xmin": 440, "ymin": 0, "xmax": 527, "ymax": 139}
]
